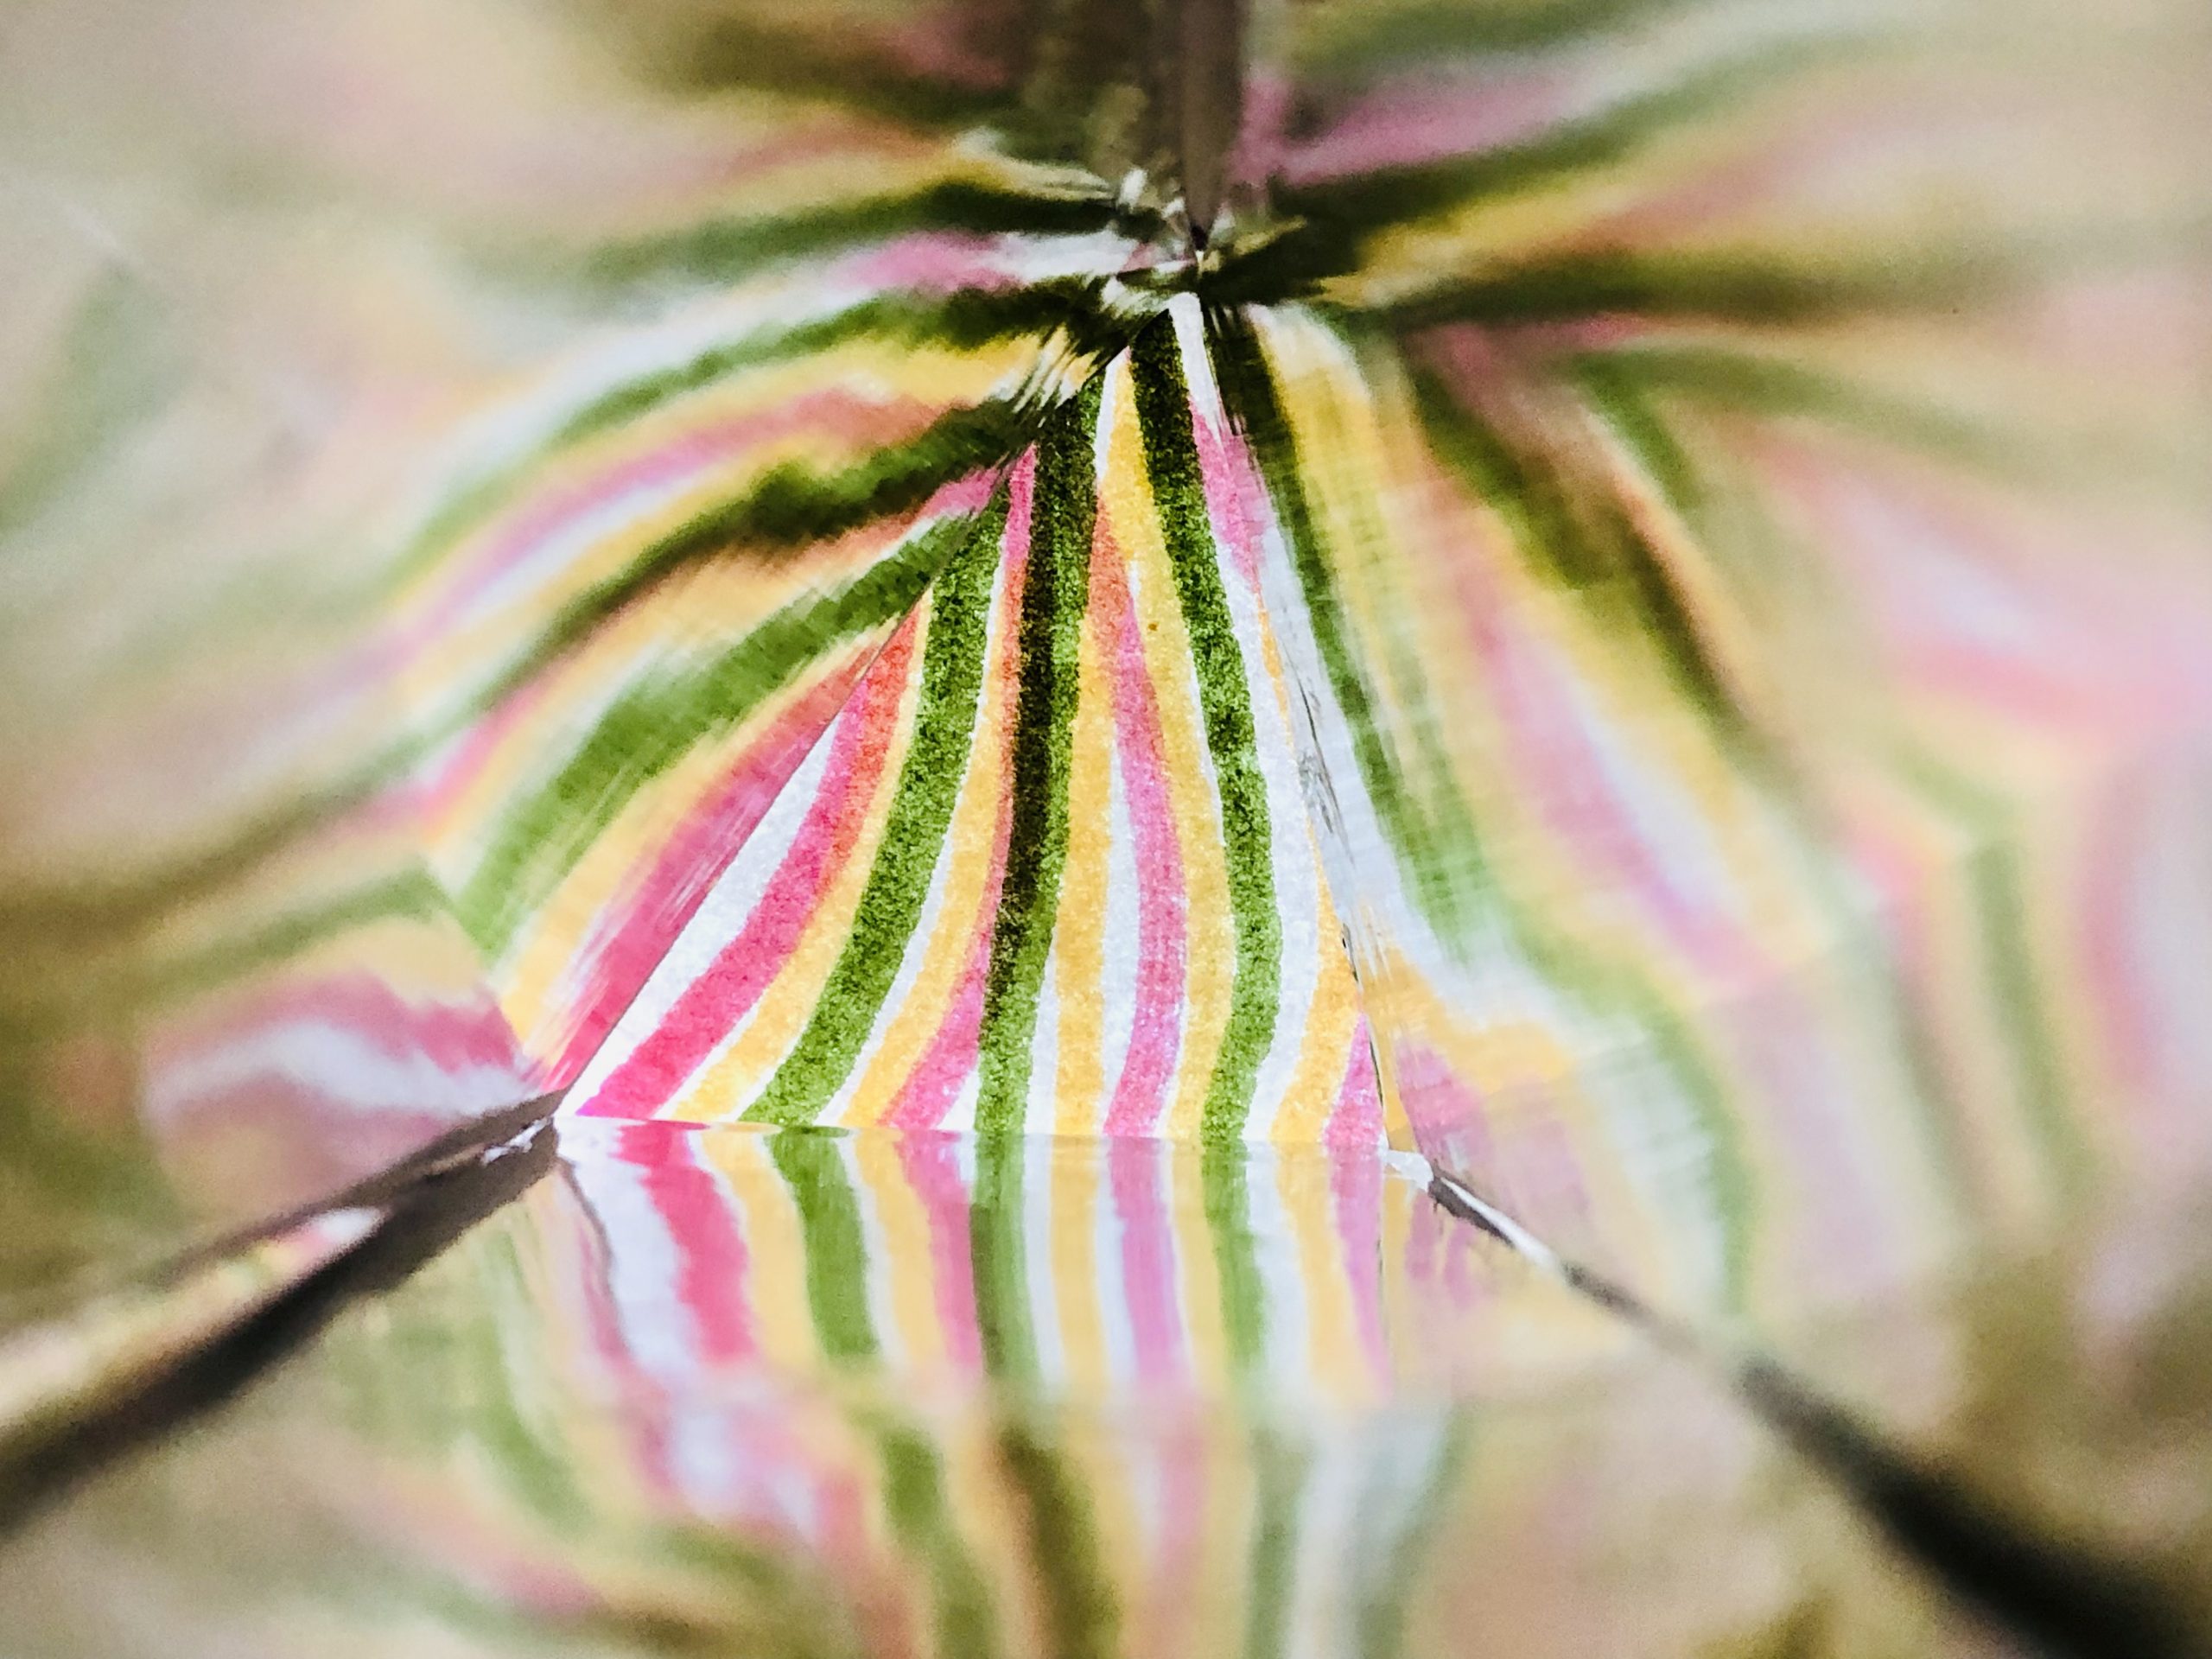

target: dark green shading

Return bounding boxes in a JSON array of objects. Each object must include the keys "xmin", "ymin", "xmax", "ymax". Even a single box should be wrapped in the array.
[
  {"xmin": 75, "ymin": 869, "xmax": 449, "ymax": 1030},
  {"xmin": 0, "ymin": 751, "xmax": 419, "ymax": 962},
  {"xmin": 586, "ymin": 181, "xmax": 1119, "ymax": 293},
  {"xmin": 1377, "ymin": 244, "xmax": 2027, "ymax": 334},
  {"xmin": 0, "ymin": 1037, "xmax": 183, "ymax": 1300},
  {"xmin": 340, "ymin": 1224, "xmax": 594, "ymax": 1533},
  {"xmin": 656, "ymin": 17, "xmax": 1014, "ymax": 130},
  {"xmin": 975, "ymin": 378, "xmax": 1104, "ymax": 1130},
  {"xmin": 1210, "ymin": 317, "xmax": 1755, "ymax": 1303},
  {"xmin": 998, "ymin": 1414, "xmax": 1121, "ymax": 1659},
  {"xmin": 1406, "ymin": 351, "xmax": 1749, "ymax": 746},
  {"xmin": 969, "ymin": 1134, "xmax": 1038, "ymax": 1385},
  {"xmin": 458, "ymin": 515, "xmax": 960, "ymax": 958},
  {"xmin": 398, "ymin": 278, "xmax": 1130, "ymax": 590},
  {"xmin": 1202, "ymin": 1143, "xmax": 1268, "ymax": 1373},
  {"xmin": 741, "ymin": 487, "xmax": 1007, "ymax": 1126},
  {"xmin": 1129, "ymin": 319, "xmax": 1281, "ymax": 1144},
  {"xmin": 1567, "ymin": 345, "xmax": 2025, "ymax": 479},
  {"xmin": 1241, "ymin": 1426, "xmax": 1309, "ymax": 1659},
  {"xmin": 1205, "ymin": 304, "xmax": 1487, "ymax": 943},
  {"xmin": 767, "ymin": 1129, "xmax": 879, "ymax": 1361},
  {"xmin": 1891, "ymin": 753, "xmax": 2089, "ymax": 1199},
  {"xmin": 1971, "ymin": 843, "xmax": 2088, "ymax": 1197},
  {"xmin": 486, "ymin": 395, "xmax": 1032, "ymax": 705},
  {"xmin": 875, "ymin": 1423, "xmax": 1005, "ymax": 1659}
]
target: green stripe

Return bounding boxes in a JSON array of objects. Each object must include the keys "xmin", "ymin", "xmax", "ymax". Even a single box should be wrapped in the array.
[
  {"xmin": 1281, "ymin": 41, "xmax": 1844, "ymax": 240},
  {"xmin": 1568, "ymin": 344, "xmax": 2023, "ymax": 479},
  {"xmin": 1205, "ymin": 306, "xmax": 1486, "ymax": 943},
  {"xmin": 1407, "ymin": 355, "xmax": 1746, "ymax": 746},
  {"xmin": 969, "ymin": 1134, "xmax": 1037, "ymax": 1384},
  {"xmin": 0, "ymin": 401, "xmax": 1037, "ymax": 951},
  {"xmin": 998, "ymin": 1415, "xmax": 1120, "ymax": 1659},
  {"xmin": 743, "ymin": 488, "xmax": 1008, "ymax": 1126},
  {"xmin": 767, "ymin": 1135, "xmax": 1006, "ymax": 1657},
  {"xmin": 1130, "ymin": 319, "xmax": 1281, "ymax": 1144},
  {"xmin": 876, "ymin": 1423, "xmax": 1004, "ymax": 1659},
  {"xmin": 399, "ymin": 279, "xmax": 1127, "ymax": 589},
  {"xmin": 1209, "ymin": 41, "xmax": 1838, "ymax": 308},
  {"xmin": 1376, "ymin": 242, "xmax": 2022, "ymax": 334},
  {"xmin": 1203, "ymin": 1144, "xmax": 1268, "ymax": 1373},
  {"xmin": 482, "ymin": 397, "xmax": 1033, "ymax": 714},
  {"xmin": 1216, "ymin": 316, "xmax": 1755, "ymax": 1301},
  {"xmin": 458, "ymin": 517, "xmax": 959, "ymax": 958},
  {"xmin": 975, "ymin": 378, "xmax": 1103, "ymax": 1130},
  {"xmin": 586, "ymin": 180, "xmax": 1118, "ymax": 291},
  {"xmin": 1241, "ymin": 1426, "xmax": 1308, "ymax": 1659},
  {"xmin": 106, "ymin": 870, "xmax": 448, "ymax": 1025},
  {"xmin": 767, "ymin": 1128, "xmax": 878, "ymax": 1361},
  {"xmin": 1292, "ymin": 0, "xmax": 1690, "ymax": 75}
]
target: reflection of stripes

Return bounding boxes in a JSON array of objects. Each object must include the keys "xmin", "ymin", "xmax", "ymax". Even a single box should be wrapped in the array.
[
  {"xmin": 574, "ymin": 303, "xmax": 1381, "ymax": 1143},
  {"xmin": 558, "ymin": 1122, "xmax": 1417, "ymax": 1406},
  {"xmin": 509, "ymin": 1123, "xmax": 1488, "ymax": 1658}
]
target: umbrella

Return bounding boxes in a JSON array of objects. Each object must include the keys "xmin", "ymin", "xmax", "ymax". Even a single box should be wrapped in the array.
[{"xmin": 1, "ymin": 0, "xmax": 2209, "ymax": 1652}]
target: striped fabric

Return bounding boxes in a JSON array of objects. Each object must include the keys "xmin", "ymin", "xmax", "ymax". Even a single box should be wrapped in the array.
[
  {"xmin": 548, "ymin": 1117, "xmax": 1500, "ymax": 1403},
  {"xmin": 396, "ymin": 237, "xmax": 1151, "ymax": 1078},
  {"xmin": 566, "ymin": 303, "xmax": 1387, "ymax": 1144},
  {"xmin": 9, "ymin": 0, "xmax": 2202, "ymax": 1351}
]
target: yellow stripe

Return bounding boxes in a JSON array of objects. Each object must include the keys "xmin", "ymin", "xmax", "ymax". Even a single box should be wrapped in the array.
[
  {"xmin": 672, "ymin": 613, "xmax": 929, "ymax": 1118},
  {"xmin": 500, "ymin": 642, "xmax": 880, "ymax": 1050},
  {"xmin": 1046, "ymin": 1141, "xmax": 1108, "ymax": 1390},
  {"xmin": 1051, "ymin": 540, "xmax": 1116, "ymax": 1134},
  {"xmin": 1278, "ymin": 1149, "xmax": 1366, "ymax": 1404},
  {"xmin": 1104, "ymin": 364, "xmax": 1234, "ymax": 1140},
  {"xmin": 852, "ymin": 1131, "xmax": 944, "ymax": 1370},
  {"xmin": 702, "ymin": 1130, "xmax": 817, "ymax": 1370}
]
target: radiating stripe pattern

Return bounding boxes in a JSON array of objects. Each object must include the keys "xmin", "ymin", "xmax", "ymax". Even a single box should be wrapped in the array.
[
  {"xmin": 551, "ymin": 1117, "xmax": 1485, "ymax": 1403},
  {"xmin": 1215, "ymin": 289, "xmax": 2212, "ymax": 1327},
  {"xmin": 569, "ymin": 302, "xmax": 1384, "ymax": 1146},
  {"xmin": 302, "ymin": 1120, "xmax": 1624, "ymax": 1659},
  {"xmin": 393, "ymin": 237, "xmax": 1154, "ymax": 1082}
]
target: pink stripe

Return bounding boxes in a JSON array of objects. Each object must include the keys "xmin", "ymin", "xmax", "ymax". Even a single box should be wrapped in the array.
[
  {"xmin": 1099, "ymin": 520, "xmax": 1190, "ymax": 1135},
  {"xmin": 547, "ymin": 652, "xmax": 878, "ymax": 1081},
  {"xmin": 1329, "ymin": 1144, "xmax": 1393, "ymax": 1384},
  {"xmin": 1189, "ymin": 407, "xmax": 1263, "ymax": 588},
  {"xmin": 1323, "ymin": 1020, "xmax": 1385, "ymax": 1149},
  {"xmin": 1284, "ymin": 67, "xmax": 1580, "ymax": 186},
  {"xmin": 149, "ymin": 973, "xmax": 529, "ymax": 1079},
  {"xmin": 833, "ymin": 233, "xmax": 1020, "ymax": 293},
  {"xmin": 1420, "ymin": 332, "xmax": 1748, "ymax": 976},
  {"xmin": 412, "ymin": 388, "xmax": 938, "ymax": 639},
  {"xmin": 1109, "ymin": 1138, "xmax": 1185, "ymax": 1383},
  {"xmin": 412, "ymin": 669, "xmax": 560, "ymax": 818},
  {"xmin": 1143, "ymin": 1416, "xmax": 1209, "ymax": 1659},
  {"xmin": 895, "ymin": 1133, "xmax": 984, "ymax": 1374},
  {"xmin": 637, "ymin": 1133, "xmax": 757, "ymax": 1365},
  {"xmin": 582, "ymin": 621, "xmax": 919, "ymax": 1116}
]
